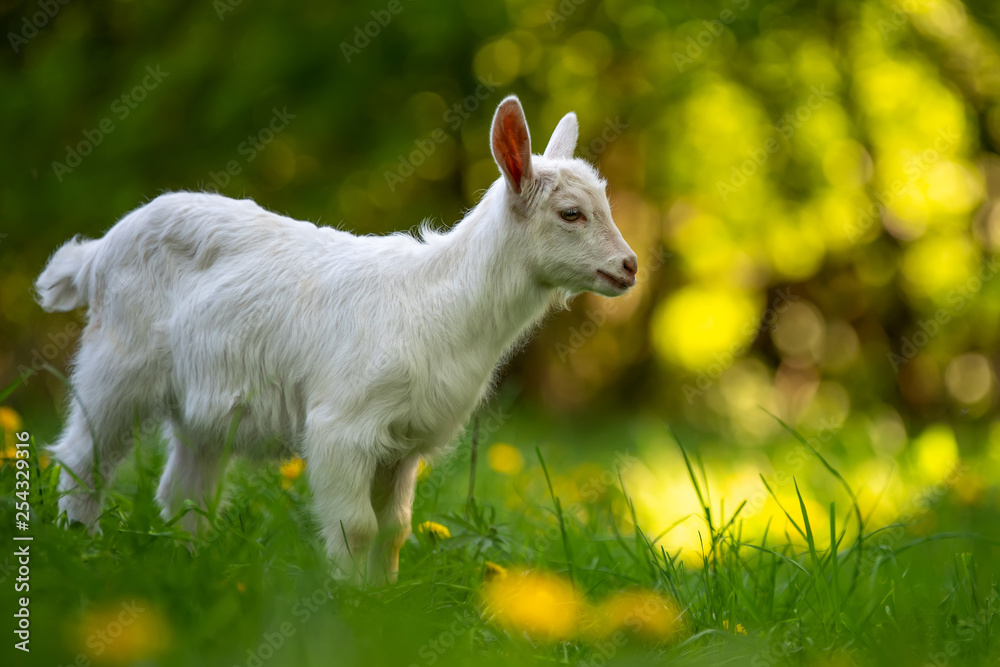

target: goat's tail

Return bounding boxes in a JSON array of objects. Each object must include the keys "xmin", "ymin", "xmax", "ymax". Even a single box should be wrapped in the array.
[{"xmin": 35, "ymin": 236, "xmax": 99, "ymax": 312}]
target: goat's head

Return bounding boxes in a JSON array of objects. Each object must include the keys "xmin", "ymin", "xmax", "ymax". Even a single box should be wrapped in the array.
[{"xmin": 490, "ymin": 96, "xmax": 637, "ymax": 297}]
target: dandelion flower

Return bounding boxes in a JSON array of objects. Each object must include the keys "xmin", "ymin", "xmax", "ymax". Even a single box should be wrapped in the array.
[
  {"xmin": 483, "ymin": 561, "xmax": 508, "ymax": 581},
  {"xmin": 417, "ymin": 458, "xmax": 430, "ymax": 479},
  {"xmin": 417, "ymin": 521, "xmax": 451, "ymax": 541},
  {"xmin": 487, "ymin": 443, "xmax": 524, "ymax": 475},
  {"xmin": 76, "ymin": 600, "xmax": 170, "ymax": 662},
  {"xmin": 1, "ymin": 406, "xmax": 23, "ymax": 459},
  {"xmin": 279, "ymin": 457, "xmax": 305, "ymax": 488},
  {"xmin": 723, "ymin": 619, "xmax": 747, "ymax": 635},
  {"xmin": 481, "ymin": 569, "xmax": 583, "ymax": 641},
  {"xmin": 592, "ymin": 589, "xmax": 683, "ymax": 642}
]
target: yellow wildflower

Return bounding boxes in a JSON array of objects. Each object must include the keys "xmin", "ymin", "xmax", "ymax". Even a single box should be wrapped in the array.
[
  {"xmin": 417, "ymin": 457, "xmax": 430, "ymax": 479},
  {"xmin": 481, "ymin": 569, "xmax": 583, "ymax": 641},
  {"xmin": 723, "ymin": 619, "xmax": 747, "ymax": 635},
  {"xmin": 487, "ymin": 443, "xmax": 524, "ymax": 475},
  {"xmin": 0, "ymin": 406, "xmax": 22, "ymax": 434},
  {"xmin": 76, "ymin": 599, "xmax": 170, "ymax": 662},
  {"xmin": 483, "ymin": 561, "xmax": 508, "ymax": 581},
  {"xmin": 1, "ymin": 406, "xmax": 23, "ymax": 459},
  {"xmin": 591, "ymin": 589, "xmax": 683, "ymax": 642},
  {"xmin": 279, "ymin": 457, "xmax": 305, "ymax": 488},
  {"xmin": 417, "ymin": 521, "xmax": 451, "ymax": 541}
]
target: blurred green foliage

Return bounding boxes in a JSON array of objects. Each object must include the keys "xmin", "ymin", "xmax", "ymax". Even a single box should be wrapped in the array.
[{"xmin": 3, "ymin": 0, "xmax": 1000, "ymax": 448}]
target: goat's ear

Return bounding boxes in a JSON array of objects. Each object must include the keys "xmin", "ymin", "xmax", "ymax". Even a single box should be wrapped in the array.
[
  {"xmin": 543, "ymin": 112, "xmax": 578, "ymax": 159},
  {"xmin": 491, "ymin": 96, "xmax": 533, "ymax": 195}
]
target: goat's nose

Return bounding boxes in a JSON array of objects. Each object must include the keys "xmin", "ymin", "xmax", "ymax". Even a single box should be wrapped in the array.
[{"xmin": 622, "ymin": 255, "xmax": 638, "ymax": 278}]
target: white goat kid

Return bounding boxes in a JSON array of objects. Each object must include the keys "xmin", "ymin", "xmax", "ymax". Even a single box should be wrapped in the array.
[{"xmin": 36, "ymin": 96, "xmax": 637, "ymax": 584}]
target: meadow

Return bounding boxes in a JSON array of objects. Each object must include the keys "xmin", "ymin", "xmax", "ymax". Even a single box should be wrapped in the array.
[
  {"xmin": 5, "ymin": 0, "xmax": 1000, "ymax": 664},
  {"xmin": 3, "ymin": 383, "xmax": 999, "ymax": 667}
]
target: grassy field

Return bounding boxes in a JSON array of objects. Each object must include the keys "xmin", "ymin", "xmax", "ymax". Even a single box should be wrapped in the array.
[{"xmin": 2, "ymin": 388, "xmax": 1000, "ymax": 667}]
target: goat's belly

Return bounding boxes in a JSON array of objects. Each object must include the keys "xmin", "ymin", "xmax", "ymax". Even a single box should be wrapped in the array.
[{"xmin": 174, "ymin": 379, "xmax": 305, "ymax": 459}]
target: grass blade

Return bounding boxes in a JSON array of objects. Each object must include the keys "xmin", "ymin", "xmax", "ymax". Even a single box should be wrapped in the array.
[
  {"xmin": 669, "ymin": 425, "xmax": 714, "ymax": 541},
  {"xmin": 536, "ymin": 446, "xmax": 575, "ymax": 584},
  {"xmin": 759, "ymin": 474, "xmax": 806, "ymax": 541}
]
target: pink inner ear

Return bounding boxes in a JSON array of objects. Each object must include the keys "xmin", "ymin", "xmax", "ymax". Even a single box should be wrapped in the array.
[{"xmin": 502, "ymin": 116, "xmax": 523, "ymax": 188}]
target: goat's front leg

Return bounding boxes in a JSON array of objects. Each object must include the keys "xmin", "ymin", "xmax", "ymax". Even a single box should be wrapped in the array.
[
  {"xmin": 306, "ymin": 425, "xmax": 378, "ymax": 584},
  {"xmin": 368, "ymin": 454, "xmax": 420, "ymax": 586}
]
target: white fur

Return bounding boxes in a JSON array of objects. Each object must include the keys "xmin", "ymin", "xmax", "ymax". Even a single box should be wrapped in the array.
[{"xmin": 36, "ymin": 96, "xmax": 637, "ymax": 584}]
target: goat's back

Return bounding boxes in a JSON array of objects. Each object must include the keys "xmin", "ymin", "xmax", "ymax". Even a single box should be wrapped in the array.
[{"xmin": 65, "ymin": 192, "xmax": 411, "ymax": 450}]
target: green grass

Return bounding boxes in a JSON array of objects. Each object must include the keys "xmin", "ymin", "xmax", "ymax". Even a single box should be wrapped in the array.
[{"xmin": 2, "ymin": 398, "xmax": 1000, "ymax": 667}]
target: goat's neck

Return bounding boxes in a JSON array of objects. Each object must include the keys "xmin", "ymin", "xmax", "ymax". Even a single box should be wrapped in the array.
[{"xmin": 425, "ymin": 185, "xmax": 553, "ymax": 360}]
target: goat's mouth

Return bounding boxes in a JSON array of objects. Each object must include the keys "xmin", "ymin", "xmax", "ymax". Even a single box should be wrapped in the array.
[{"xmin": 596, "ymin": 270, "xmax": 634, "ymax": 292}]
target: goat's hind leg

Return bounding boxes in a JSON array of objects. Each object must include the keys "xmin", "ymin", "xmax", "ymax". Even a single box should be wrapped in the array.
[
  {"xmin": 156, "ymin": 422, "xmax": 223, "ymax": 536},
  {"xmin": 50, "ymin": 339, "xmax": 161, "ymax": 530},
  {"xmin": 49, "ymin": 403, "xmax": 105, "ymax": 528},
  {"xmin": 50, "ymin": 398, "xmax": 149, "ymax": 530}
]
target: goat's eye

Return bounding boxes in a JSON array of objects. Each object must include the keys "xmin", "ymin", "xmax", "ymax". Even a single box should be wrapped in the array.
[{"xmin": 560, "ymin": 209, "xmax": 582, "ymax": 222}]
